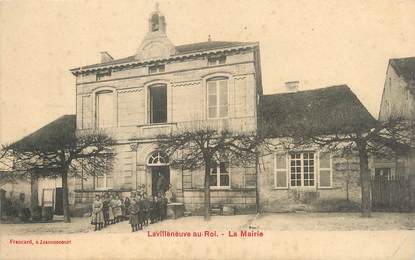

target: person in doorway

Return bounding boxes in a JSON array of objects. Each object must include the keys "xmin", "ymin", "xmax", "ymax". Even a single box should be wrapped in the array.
[
  {"xmin": 156, "ymin": 172, "xmax": 167, "ymax": 195},
  {"xmin": 165, "ymin": 184, "xmax": 174, "ymax": 203},
  {"xmin": 91, "ymin": 194, "xmax": 104, "ymax": 231}
]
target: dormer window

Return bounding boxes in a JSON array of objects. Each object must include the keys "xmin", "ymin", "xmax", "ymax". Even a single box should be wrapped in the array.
[
  {"xmin": 208, "ymin": 56, "xmax": 226, "ymax": 66},
  {"xmin": 149, "ymin": 64, "xmax": 165, "ymax": 74},
  {"xmin": 96, "ymin": 70, "xmax": 111, "ymax": 81}
]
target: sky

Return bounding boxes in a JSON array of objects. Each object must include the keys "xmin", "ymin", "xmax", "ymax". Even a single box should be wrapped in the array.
[{"xmin": 1, "ymin": 0, "xmax": 414, "ymax": 144}]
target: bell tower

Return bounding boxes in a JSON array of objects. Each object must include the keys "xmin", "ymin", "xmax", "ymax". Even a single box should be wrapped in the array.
[
  {"xmin": 135, "ymin": 3, "xmax": 176, "ymax": 60},
  {"xmin": 148, "ymin": 3, "xmax": 166, "ymax": 33}
]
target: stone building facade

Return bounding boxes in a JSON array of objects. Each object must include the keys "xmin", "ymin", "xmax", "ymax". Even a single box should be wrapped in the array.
[{"xmin": 70, "ymin": 8, "xmax": 261, "ymax": 214}]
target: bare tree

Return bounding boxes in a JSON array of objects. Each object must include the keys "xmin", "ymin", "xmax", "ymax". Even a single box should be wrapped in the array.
[
  {"xmin": 157, "ymin": 127, "xmax": 259, "ymax": 221},
  {"xmin": 10, "ymin": 131, "xmax": 115, "ymax": 223}
]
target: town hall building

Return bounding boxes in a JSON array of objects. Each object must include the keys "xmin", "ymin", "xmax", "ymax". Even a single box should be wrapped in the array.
[{"xmin": 70, "ymin": 8, "xmax": 261, "ymax": 214}]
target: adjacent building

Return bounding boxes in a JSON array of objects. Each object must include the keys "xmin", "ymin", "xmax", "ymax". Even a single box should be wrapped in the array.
[{"xmin": 376, "ymin": 57, "xmax": 415, "ymax": 178}]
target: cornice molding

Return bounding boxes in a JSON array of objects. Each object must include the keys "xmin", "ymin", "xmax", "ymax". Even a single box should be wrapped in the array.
[{"xmin": 70, "ymin": 44, "xmax": 258, "ymax": 76}]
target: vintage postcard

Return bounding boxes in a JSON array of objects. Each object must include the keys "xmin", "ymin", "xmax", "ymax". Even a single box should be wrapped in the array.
[{"xmin": 0, "ymin": 0, "xmax": 414, "ymax": 259}]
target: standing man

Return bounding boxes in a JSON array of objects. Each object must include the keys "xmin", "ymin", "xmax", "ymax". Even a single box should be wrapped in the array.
[{"xmin": 156, "ymin": 172, "xmax": 167, "ymax": 195}]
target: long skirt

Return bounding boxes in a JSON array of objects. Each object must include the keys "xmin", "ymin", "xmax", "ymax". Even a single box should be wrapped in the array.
[
  {"xmin": 113, "ymin": 206, "xmax": 122, "ymax": 218},
  {"xmin": 129, "ymin": 213, "xmax": 139, "ymax": 226},
  {"xmin": 139, "ymin": 211, "xmax": 146, "ymax": 224},
  {"xmin": 108, "ymin": 207, "xmax": 114, "ymax": 220},
  {"xmin": 91, "ymin": 211, "xmax": 104, "ymax": 224}
]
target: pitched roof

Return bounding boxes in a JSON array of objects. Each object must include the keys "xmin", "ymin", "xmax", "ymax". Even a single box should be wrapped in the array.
[
  {"xmin": 258, "ymin": 85, "xmax": 377, "ymax": 138},
  {"xmin": 390, "ymin": 56, "xmax": 415, "ymax": 85},
  {"xmin": 73, "ymin": 41, "xmax": 255, "ymax": 71},
  {"xmin": 11, "ymin": 115, "xmax": 76, "ymax": 151}
]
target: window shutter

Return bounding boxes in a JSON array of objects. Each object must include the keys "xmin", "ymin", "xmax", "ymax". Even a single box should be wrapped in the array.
[
  {"xmin": 319, "ymin": 151, "xmax": 332, "ymax": 188},
  {"xmin": 274, "ymin": 153, "xmax": 288, "ymax": 188}
]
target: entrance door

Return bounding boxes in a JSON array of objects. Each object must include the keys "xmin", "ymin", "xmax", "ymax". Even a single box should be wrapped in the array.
[
  {"xmin": 151, "ymin": 166, "xmax": 170, "ymax": 196},
  {"xmin": 54, "ymin": 188, "xmax": 63, "ymax": 215}
]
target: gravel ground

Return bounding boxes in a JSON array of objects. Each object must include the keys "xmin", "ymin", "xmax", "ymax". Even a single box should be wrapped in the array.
[{"xmin": 1, "ymin": 213, "xmax": 414, "ymax": 260}]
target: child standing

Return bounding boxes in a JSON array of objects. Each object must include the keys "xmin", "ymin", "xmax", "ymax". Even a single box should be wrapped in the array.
[
  {"xmin": 112, "ymin": 194, "xmax": 123, "ymax": 223},
  {"xmin": 91, "ymin": 195, "xmax": 104, "ymax": 231},
  {"xmin": 129, "ymin": 197, "xmax": 139, "ymax": 232}
]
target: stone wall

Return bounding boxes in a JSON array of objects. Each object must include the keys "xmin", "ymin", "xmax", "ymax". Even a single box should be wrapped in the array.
[{"xmin": 259, "ymin": 152, "xmax": 362, "ymax": 212}]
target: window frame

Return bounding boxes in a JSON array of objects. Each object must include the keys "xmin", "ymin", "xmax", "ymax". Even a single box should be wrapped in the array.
[
  {"xmin": 148, "ymin": 64, "xmax": 165, "ymax": 75},
  {"xmin": 210, "ymin": 161, "xmax": 231, "ymax": 189},
  {"xmin": 289, "ymin": 152, "xmax": 316, "ymax": 188},
  {"xmin": 206, "ymin": 77, "xmax": 229, "ymax": 119},
  {"xmin": 94, "ymin": 173, "xmax": 112, "ymax": 190},
  {"xmin": 148, "ymin": 84, "xmax": 168, "ymax": 124},
  {"xmin": 96, "ymin": 70, "xmax": 112, "ymax": 81},
  {"xmin": 95, "ymin": 90, "xmax": 115, "ymax": 129},
  {"xmin": 207, "ymin": 56, "xmax": 226, "ymax": 66}
]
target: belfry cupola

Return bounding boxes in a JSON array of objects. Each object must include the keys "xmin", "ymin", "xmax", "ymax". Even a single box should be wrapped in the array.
[
  {"xmin": 149, "ymin": 3, "xmax": 166, "ymax": 33},
  {"xmin": 135, "ymin": 3, "xmax": 176, "ymax": 60}
]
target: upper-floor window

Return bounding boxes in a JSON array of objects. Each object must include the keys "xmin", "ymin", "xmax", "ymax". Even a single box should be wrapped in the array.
[
  {"xmin": 96, "ymin": 91, "xmax": 114, "ymax": 128},
  {"xmin": 207, "ymin": 77, "xmax": 228, "ymax": 118},
  {"xmin": 210, "ymin": 161, "xmax": 230, "ymax": 188},
  {"xmin": 208, "ymin": 56, "xmax": 226, "ymax": 66},
  {"xmin": 96, "ymin": 70, "xmax": 111, "ymax": 81},
  {"xmin": 149, "ymin": 84, "xmax": 167, "ymax": 124},
  {"xmin": 149, "ymin": 64, "xmax": 165, "ymax": 75}
]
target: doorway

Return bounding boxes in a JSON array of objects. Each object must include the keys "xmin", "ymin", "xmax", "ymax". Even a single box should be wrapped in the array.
[
  {"xmin": 151, "ymin": 166, "xmax": 170, "ymax": 196},
  {"xmin": 54, "ymin": 188, "xmax": 63, "ymax": 215}
]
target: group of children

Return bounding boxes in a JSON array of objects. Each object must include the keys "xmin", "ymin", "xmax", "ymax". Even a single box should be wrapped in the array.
[{"xmin": 90, "ymin": 191, "xmax": 168, "ymax": 232}]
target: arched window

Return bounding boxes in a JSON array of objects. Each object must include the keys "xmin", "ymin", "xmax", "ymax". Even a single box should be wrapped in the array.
[
  {"xmin": 147, "ymin": 151, "xmax": 169, "ymax": 166},
  {"xmin": 96, "ymin": 90, "xmax": 114, "ymax": 128},
  {"xmin": 207, "ymin": 77, "xmax": 229, "ymax": 119}
]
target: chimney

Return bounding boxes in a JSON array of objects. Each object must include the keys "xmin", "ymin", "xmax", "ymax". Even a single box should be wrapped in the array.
[
  {"xmin": 285, "ymin": 81, "xmax": 300, "ymax": 92},
  {"xmin": 100, "ymin": 51, "xmax": 114, "ymax": 63}
]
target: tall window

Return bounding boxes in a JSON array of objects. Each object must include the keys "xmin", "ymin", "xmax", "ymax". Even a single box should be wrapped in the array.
[
  {"xmin": 290, "ymin": 152, "xmax": 315, "ymax": 187},
  {"xmin": 210, "ymin": 161, "xmax": 230, "ymax": 188},
  {"xmin": 207, "ymin": 78, "xmax": 228, "ymax": 118},
  {"xmin": 149, "ymin": 85, "xmax": 167, "ymax": 124},
  {"xmin": 96, "ymin": 91, "xmax": 114, "ymax": 128}
]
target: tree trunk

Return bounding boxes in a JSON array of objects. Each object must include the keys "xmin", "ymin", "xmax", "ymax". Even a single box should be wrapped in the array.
[
  {"xmin": 204, "ymin": 161, "xmax": 211, "ymax": 221},
  {"xmin": 62, "ymin": 167, "xmax": 71, "ymax": 223},
  {"xmin": 255, "ymin": 152, "xmax": 261, "ymax": 214},
  {"xmin": 30, "ymin": 173, "xmax": 39, "ymax": 211},
  {"xmin": 357, "ymin": 138, "xmax": 371, "ymax": 218}
]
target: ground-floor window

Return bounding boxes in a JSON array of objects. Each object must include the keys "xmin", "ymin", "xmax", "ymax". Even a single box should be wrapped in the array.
[
  {"xmin": 210, "ymin": 161, "xmax": 230, "ymax": 188},
  {"xmin": 375, "ymin": 167, "xmax": 392, "ymax": 179},
  {"xmin": 95, "ymin": 173, "xmax": 112, "ymax": 190},
  {"xmin": 290, "ymin": 152, "xmax": 315, "ymax": 187}
]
